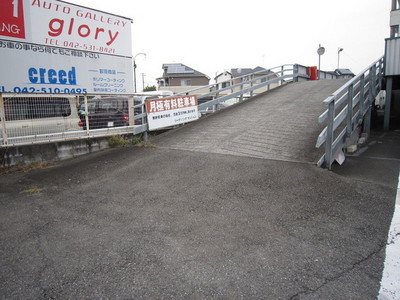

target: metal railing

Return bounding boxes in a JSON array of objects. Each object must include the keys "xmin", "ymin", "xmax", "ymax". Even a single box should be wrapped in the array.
[
  {"xmin": 0, "ymin": 93, "xmax": 148, "ymax": 147},
  {"xmin": 1, "ymin": 64, "xmax": 307, "ymax": 147},
  {"xmin": 1, "ymin": 63, "xmax": 355, "ymax": 148},
  {"xmin": 315, "ymin": 57, "xmax": 384, "ymax": 169}
]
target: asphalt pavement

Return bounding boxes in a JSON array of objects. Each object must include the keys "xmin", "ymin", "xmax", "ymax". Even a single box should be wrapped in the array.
[{"xmin": 0, "ymin": 128, "xmax": 399, "ymax": 299}]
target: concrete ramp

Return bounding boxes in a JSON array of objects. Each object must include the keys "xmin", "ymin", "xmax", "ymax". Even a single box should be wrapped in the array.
[{"xmin": 154, "ymin": 79, "xmax": 349, "ymax": 163}]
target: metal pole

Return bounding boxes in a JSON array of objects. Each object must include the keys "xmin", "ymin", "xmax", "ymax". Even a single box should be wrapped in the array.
[
  {"xmin": 84, "ymin": 95, "xmax": 90, "ymax": 134},
  {"xmin": 0, "ymin": 94, "xmax": 8, "ymax": 146},
  {"xmin": 141, "ymin": 73, "xmax": 145, "ymax": 92},
  {"xmin": 318, "ymin": 54, "xmax": 321, "ymax": 80},
  {"xmin": 326, "ymin": 100, "xmax": 335, "ymax": 169},
  {"xmin": 134, "ymin": 62, "xmax": 137, "ymax": 93},
  {"xmin": 133, "ymin": 53, "xmax": 146, "ymax": 93},
  {"xmin": 293, "ymin": 64, "xmax": 299, "ymax": 82},
  {"xmin": 337, "ymin": 48, "xmax": 343, "ymax": 70},
  {"xmin": 384, "ymin": 77, "xmax": 393, "ymax": 131},
  {"xmin": 317, "ymin": 44, "xmax": 325, "ymax": 80},
  {"xmin": 346, "ymin": 84, "xmax": 354, "ymax": 138}
]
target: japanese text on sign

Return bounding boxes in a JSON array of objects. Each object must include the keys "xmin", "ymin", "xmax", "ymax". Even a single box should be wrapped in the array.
[
  {"xmin": 146, "ymin": 96, "xmax": 199, "ymax": 131},
  {"xmin": 146, "ymin": 96, "xmax": 197, "ymax": 113}
]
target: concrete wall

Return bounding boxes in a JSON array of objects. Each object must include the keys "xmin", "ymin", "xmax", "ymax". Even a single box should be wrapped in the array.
[{"xmin": 1, "ymin": 137, "xmax": 111, "ymax": 168}]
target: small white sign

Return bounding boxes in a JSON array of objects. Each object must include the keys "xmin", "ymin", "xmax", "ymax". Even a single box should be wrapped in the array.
[{"xmin": 146, "ymin": 96, "xmax": 199, "ymax": 131}]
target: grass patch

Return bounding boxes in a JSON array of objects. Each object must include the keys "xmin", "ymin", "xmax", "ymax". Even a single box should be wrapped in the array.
[
  {"xmin": 22, "ymin": 186, "xmax": 45, "ymax": 194},
  {"xmin": 135, "ymin": 140, "xmax": 156, "ymax": 148},
  {"xmin": 0, "ymin": 162, "xmax": 53, "ymax": 175},
  {"xmin": 108, "ymin": 135, "xmax": 132, "ymax": 147},
  {"xmin": 108, "ymin": 135, "xmax": 150, "ymax": 148}
]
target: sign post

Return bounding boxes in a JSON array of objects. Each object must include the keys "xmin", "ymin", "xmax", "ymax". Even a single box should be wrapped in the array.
[{"xmin": 317, "ymin": 44, "xmax": 325, "ymax": 80}]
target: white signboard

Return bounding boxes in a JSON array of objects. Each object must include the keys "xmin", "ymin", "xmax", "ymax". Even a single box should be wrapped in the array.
[
  {"xmin": 0, "ymin": 0, "xmax": 134, "ymax": 94},
  {"xmin": 146, "ymin": 96, "xmax": 199, "ymax": 131},
  {"xmin": 0, "ymin": 40, "xmax": 133, "ymax": 94},
  {"xmin": 0, "ymin": 0, "xmax": 132, "ymax": 56}
]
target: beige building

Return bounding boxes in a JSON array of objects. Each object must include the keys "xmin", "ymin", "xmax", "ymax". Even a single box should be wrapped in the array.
[
  {"xmin": 157, "ymin": 63, "xmax": 210, "ymax": 94},
  {"xmin": 214, "ymin": 67, "xmax": 280, "ymax": 96}
]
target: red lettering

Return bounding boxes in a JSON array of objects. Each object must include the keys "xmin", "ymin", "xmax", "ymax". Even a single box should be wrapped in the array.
[
  {"xmin": 48, "ymin": 18, "xmax": 63, "ymax": 37},
  {"xmin": 78, "ymin": 24, "xmax": 90, "ymax": 37},
  {"xmin": 94, "ymin": 27, "xmax": 104, "ymax": 40},
  {"xmin": 68, "ymin": 17, "xmax": 74, "ymax": 35},
  {"xmin": 47, "ymin": 17, "xmax": 119, "ymax": 45}
]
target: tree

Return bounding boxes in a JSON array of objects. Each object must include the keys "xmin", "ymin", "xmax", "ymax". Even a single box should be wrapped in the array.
[{"xmin": 143, "ymin": 85, "xmax": 157, "ymax": 92}]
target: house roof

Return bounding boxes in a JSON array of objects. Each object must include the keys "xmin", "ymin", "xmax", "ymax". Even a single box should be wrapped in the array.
[
  {"xmin": 335, "ymin": 68, "xmax": 354, "ymax": 76},
  {"xmin": 215, "ymin": 71, "xmax": 232, "ymax": 80},
  {"xmin": 231, "ymin": 68, "xmax": 254, "ymax": 77},
  {"xmin": 160, "ymin": 63, "xmax": 209, "ymax": 79},
  {"xmin": 215, "ymin": 67, "xmax": 273, "ymax": 80},
  {"xmin": 252, "ymin": 66, "xmax": 273, "ymax": 75}
]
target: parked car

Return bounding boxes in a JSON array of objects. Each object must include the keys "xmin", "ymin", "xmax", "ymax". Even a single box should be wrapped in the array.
[
  {"xmin": 78, "ymin": 97, "xmax": 129, "ymax": 130},
  {"xmin": 77, "ymin": 91, "xmax": 174, "ymax": 129},
  {"xmin": 1, "ymin": 94, "xmax": 82, "ymax": 138}
]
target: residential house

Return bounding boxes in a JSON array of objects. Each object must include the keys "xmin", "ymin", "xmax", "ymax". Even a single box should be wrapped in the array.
[
  {"xmin": 214, "ymin": 67, "xmax": 280, "ymax": 96},
  {"xmin": 335, "ymin": 68, "xmax": 355, "ymax": 79},
  {"xmin": 157, "ymin": 63, "xmax": 210, "ymax": 94}
]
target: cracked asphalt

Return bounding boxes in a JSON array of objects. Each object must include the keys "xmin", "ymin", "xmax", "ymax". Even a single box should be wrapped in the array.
[{"xmin": 0, "ymin": 130, "xmax": 399, "ymax": 299}]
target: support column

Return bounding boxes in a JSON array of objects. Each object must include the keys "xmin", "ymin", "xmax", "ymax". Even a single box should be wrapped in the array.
[{"xmin": 384, "ymin": 77, "xmax": 393, "ymax": 131}]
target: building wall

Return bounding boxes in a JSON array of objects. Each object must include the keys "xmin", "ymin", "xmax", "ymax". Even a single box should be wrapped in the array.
[
  {"xmin": 168, "ymin": 76, "xmax": 210, "ymax": 87},
  {"xmin": 159, "ymin": 85, "xmax": 211, "ymax": 95},
  {"xmin": 215, "ymin": 72, "xmax": 232, "ymax": 89}
]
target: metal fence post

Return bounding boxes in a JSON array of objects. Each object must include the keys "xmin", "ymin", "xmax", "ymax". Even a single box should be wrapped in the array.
[
  {"xmin": 239, "ymin": 81, "xmax": 244, "ymax": 102},
  {"xmin": 293, "ymin": 64, "xmax": 299, "ymax": 82},
  {"xmin": 0, "ymin": 94, "xmax": 8, "ymax": 146},
  {"xmin": 84, "ymin": 95, "xmax": 90, "ymax": 134},
  {"xmin": 128, "ymin": 95, "xmax": 135, "ymax": 126},
  {"xmin": 325, "ymin": 100, "xmax": 335, "ymax": 169},
  {"xmin": 359, "ymin": 74, "xmax": 366, "ymax": 117},
  {"xmin": 346, "ymin": 84, "xmax": 354, "ymax": 138},
  {"xmin": 250, "ymin": 74, "xmax": 254, "ymax": 97},
  {"xmin": 378, "ymin": 59, "xmax": 383, "ymax": 90},
  {"xmin": 371, "ymin": 65, "xmax": 377, "ymax": 99}
]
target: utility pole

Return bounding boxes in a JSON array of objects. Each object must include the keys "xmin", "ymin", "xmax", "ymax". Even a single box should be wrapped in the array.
[
  {"xmin": 133, "ymin": 53, "xmax": 146, "ymax": 93},
  {"xmin": 317, "ymin": 44, "xmax": 325, "ymax": 80},
  {"xmin": 141, "ymin": 73, "xmax": 146, "ymax": 92},
  {"xmin": 337, "ymin": 48, "xmax": 343, "ymax": 70}
]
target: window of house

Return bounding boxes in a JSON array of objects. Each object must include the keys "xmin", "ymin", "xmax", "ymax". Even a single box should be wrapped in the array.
[
  {"xmin": 181, "ymin": 79, "xmax": 191, "ymax": 86},
  {"xmin": 391, "ymin": 25, "xmax": 399, "ymax": 37},
  {"xmin": 221, "ymin": 82, "xmax": 230, "ymax": 88}
]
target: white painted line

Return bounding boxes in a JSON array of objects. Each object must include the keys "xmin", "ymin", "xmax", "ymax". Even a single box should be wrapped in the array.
[{"xmin": 378, "ymin": 171, "xmax": 400, "ymax": 300}]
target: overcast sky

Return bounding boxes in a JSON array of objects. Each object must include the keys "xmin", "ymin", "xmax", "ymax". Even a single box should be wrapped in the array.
[{"xmin": 66, "ymin": 0, "xmax": 390, "ymax": 90}]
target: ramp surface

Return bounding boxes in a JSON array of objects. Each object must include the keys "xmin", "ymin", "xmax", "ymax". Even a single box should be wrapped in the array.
[
  {"xmin": 155, "ymin": 79, "xmax": 348, "ymax": 163},
  {"xmin": 1, "ymin": 79, "xmax": 399, "ymax": 299}
]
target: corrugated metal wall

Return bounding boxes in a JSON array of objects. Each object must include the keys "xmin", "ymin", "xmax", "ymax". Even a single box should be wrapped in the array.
[{"xmin": 385, "ymin": 37, "xmax": 400, "ymax": 76}]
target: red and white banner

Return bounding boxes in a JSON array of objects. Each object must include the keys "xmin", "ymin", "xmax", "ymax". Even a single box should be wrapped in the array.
[
  {"xmin": 0, "ymin": 0, "xmax": 26, "ymax": 39},
  {"xmin": 0, "ymin": 0, "xmax": 132, "ymax": 57},
  {"xmin": 146, "ymin": 96, "xmax": 199, "ymax": 130},
  {"xmin": 0, "ymin": 0, "xmax": 134, "ymax": 94}
]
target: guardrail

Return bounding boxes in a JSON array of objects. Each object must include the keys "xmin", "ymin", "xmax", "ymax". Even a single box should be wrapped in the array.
[
  {"xmin": 315, "ymin": 57, "xmax": 384, "ymax": 169},
  {"xmin": 1, "ymin": 63, "xmax": 351, "ymax": 148},
  {"xmin": 1, "ymin": 64, "xmax": 307, "ymax": 147}
]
